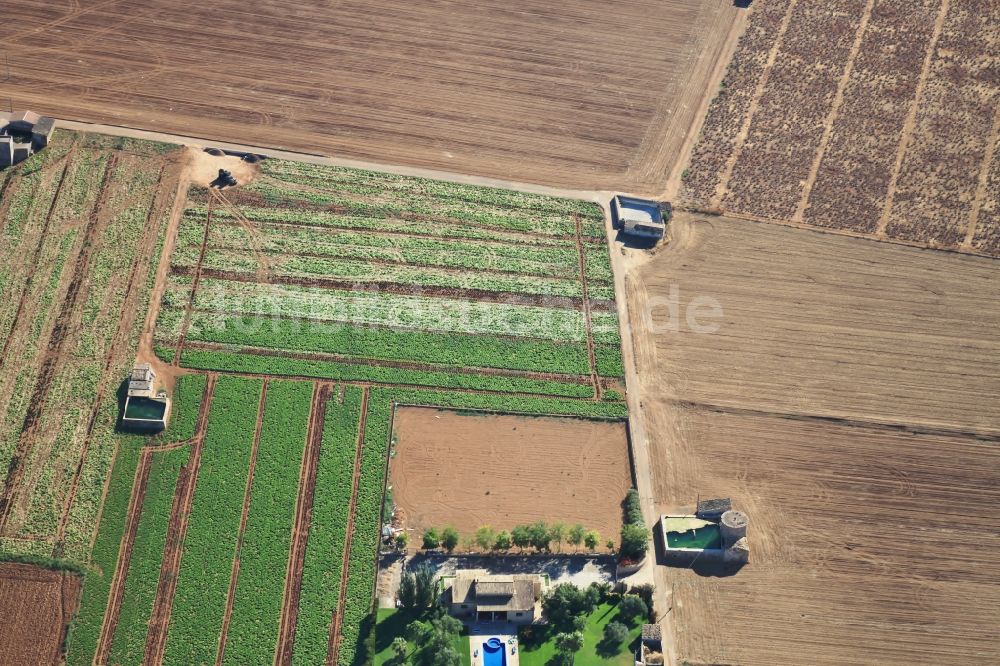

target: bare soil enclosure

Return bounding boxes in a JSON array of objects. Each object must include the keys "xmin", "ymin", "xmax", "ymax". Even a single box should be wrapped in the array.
[
  {"xmin": 390, "ymin": 408, "xmax": 632, "ymax": 546},
  {"xmin": 628, "ymin": 214, "xmax": 1000, "ymax": 664},
  {"xmin": 4, "ymin": 0, "xmax": 739, "ymax": 192},
  {"xmin": 0, "ymin": 563, "xmax": 81, "ymax": 666}
]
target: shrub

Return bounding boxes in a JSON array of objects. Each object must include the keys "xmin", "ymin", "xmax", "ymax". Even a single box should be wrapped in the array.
[{"xmin": 422, "ymin": 528, "xmax": 440, "ymax": 550}]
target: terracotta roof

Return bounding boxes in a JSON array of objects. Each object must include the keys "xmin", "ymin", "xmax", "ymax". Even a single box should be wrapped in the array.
[
  {"xmin": 451, "ymin": 570, "xmax": 538, "ymax": 612},
  {"xmin": 642, "ymin": 624, "xmax": 662, "ymax": 642}
]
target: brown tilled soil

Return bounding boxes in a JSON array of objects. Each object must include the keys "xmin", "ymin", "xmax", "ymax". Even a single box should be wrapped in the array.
[
  {"xmin": 389, "ymin": 407, "xmax": 632, "ymax": 548},
  {"xmin": 626, "ymin": 214, "xmax": 1000, "ymax": 664},
  {"xmin": 3, "ymin": 0, "xmax": 737, "ymax": 192},
  {"xmin": 0, "ymin": 563, "xmax": 81, "ymax": 666}
]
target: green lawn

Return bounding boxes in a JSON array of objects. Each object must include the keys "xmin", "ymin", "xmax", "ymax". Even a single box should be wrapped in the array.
[
  {"xmin": 518, "ymin": 602, "xmax": 641, "ymax": 665},
  {"xmin": 374, "ymin": 609, "xmax": 471, "ymax": 666}
]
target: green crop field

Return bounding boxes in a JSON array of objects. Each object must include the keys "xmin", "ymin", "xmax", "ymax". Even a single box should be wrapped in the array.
[{"xmin": 4, "ymin": 148, "xmax": 631, "ymax": 666}]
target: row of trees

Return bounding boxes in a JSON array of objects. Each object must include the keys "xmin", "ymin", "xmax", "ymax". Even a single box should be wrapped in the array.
[
  {"xmin": 419, "ymin": 522, "xmax": 608, "ymax": 554},
  {"xmin": 619, "ymin": 489, "xmax": 649, "ymax": 563}
]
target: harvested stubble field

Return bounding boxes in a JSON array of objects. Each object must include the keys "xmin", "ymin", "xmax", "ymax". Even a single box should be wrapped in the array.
[
  {"xmin": 5, "ymin": 0, "xmax": 739, "ymax": 191},
  {"xmin": 626, "ymin": 214, "xmax": 1000, "ymax": 664},
  {"xmin": 389, "ymin": 407, "xmax": 632, "ymax": 547},
  {"xmin": 0, "ymin": 562, "xmax": 81, "ymax": 666},
  {"xmin": 681, "ymin": 0, "xmax": 1000, "ymax": 256}
]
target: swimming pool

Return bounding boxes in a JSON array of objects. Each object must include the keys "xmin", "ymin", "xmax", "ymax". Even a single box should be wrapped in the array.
[
  {"xmin": 482, "ymin": 637, "xmax": 507, "ymax": 666},
  {"xmin": 666, "ymin": 523, "xmax": 722, "ymax": 549}
]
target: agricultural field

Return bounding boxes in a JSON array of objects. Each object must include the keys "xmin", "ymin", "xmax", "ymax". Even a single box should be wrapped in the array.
[
  {"xmin": 4, "ymin": 0, "xmax": 740, "ymax": 192},
  {"xmin": 153, "ymin": 158, "xmax": 627, "ymax": 400},
  {"xmin": 680, "ymin": 0, "xmax": 1000, "ymax": 256},
  {"xmin": 0, "ymin": 129, "xmax": 181, "ymax": 565},
  {"xmin": 626, "ymin": 214, "xmax": 1000, "ymax": 664},
  {"xmin": 2, "ymin": 143, "xmax": 629, "ymax": 666},
  {"xmin": 0, "ymin": 562, "xmax": 81, "ymax": 666},
  {"xmin": 389, "ymin": 407, "xmax": 633, "ymax": 548}
]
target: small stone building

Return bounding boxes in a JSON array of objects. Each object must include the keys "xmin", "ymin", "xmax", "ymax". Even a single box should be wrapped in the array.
[
  {"xmin": 612, "ymin": 195, "xmax": 667, "ymax": 240},
  {"xmin": 448, "ymin": 570, "xmax": 544, "ymax": 624},
  {"xmin": 122, "ymin": 363, "xmax": 170, "ymax": 431}
]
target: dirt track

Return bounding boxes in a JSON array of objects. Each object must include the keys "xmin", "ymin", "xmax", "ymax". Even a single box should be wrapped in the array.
[
  {"xmin": 390, "ymin": 407, "xmax": 632, "ymax": 548},
  {"xmin": 625, "ymin": 214, "xmax": 1000, "ymax": 664},
  {"xmin": 0, "ymin": 563, "xmax": 81, "ymax": 666},
  {"xmin": 3, "ymin": 0, "xmax": 736, "ymax": 192}
]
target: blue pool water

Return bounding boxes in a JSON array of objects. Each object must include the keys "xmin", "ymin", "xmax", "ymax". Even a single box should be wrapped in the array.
[{"xmin": 482, "ymin": 637, "xmax": 507, "ymax": 666}]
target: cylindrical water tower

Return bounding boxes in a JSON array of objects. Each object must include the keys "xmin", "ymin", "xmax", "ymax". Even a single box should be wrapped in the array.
[{"xmin": 720, "ymin": 510, "xmax": 748, "ymax": 547}]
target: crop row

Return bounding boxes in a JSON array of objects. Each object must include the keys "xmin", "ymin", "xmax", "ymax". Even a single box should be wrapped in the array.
[
  {"xmin": 884, "ymin": 2, "xmax": 1000, "ymax": 249},
  {"xmin": 65, "ymin": 442, "xmax": 142, "ymax": 666},
  {"xmin": 223, "ymin": 380, "xmax": 312, "ymax": 665},
  {"xmin": 187, "ymin": 203, "xmax": 574, "ymax": 248},
  {"xmin": 292, "ymin": 386, "xmax": 363, "ymax": 666},
  {"xmin": 177, "ymin": 349, "xmax": 595, "ymax": 398},
  {"xmin": 803, "ymin": 0, "xmax": 940, "ymax": 232},
  {"xmin": 337, "ymin": 396, "xmax": 391, "ymax": 666},
  {"xmin": 680, "ymin": 1, "xmax": 792, "ymax": 207},
  {"xmin": 185, "ymin": 312, "xmax": 592, "ymax": 375},
  {"xmin": 199, "ymin": 215, "xmax": 582, "ymax": 279},
  {"xmin": 723, "ymin": 1, "xmax": 867, "ymax": 220},
  {"xmin": 184, "ymin": 247, "xmax": 589, "ymax": 300},
  {"xmin": 162, "ymin": 377, "xmax": 262, "ymax": 666},
  {"xmin": 189, "ymin": 278, "xmax": 594, "ymax": 342},
  {"xmin": 258, "ymin": 159, "xmax": 604, "ymax": 221},
  {"xmin": 107, "ymin": 446, "xmax": 189, "ymax": 666},
  {"xmin": 159, "ymin": 375, "xmax": 207, "ymax": 443}
]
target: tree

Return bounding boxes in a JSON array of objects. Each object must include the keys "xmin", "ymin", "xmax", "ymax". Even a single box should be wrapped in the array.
[
  {"xmin": 567, "ymin": 524, "xmax": 585, "ymax": 550},
  {"xmin": 441, "ymin": 526, "xmax": 459, "ymax": 553},
  {"xmin": 391, "ymin": 636, "xmax": 409, "ymax": 662},
  {"xmin": 422, "ymin": 528, "xmax": 440, "ymax": 550},
  {"xmin": 399, "ymin": 570, "xmax": 417, "ymax": 608},
  {"xmin": 512, "ymin": 524, "xmax": 531, "ymax": 552},
  {"xmin": 619, "ymin": 523, "xmax": 649, "ymax": 561},
  {"xmin": 606, "ymin": 539, "xmax": 616, "ymax": 553},
  {"xmin": 493, "ymin": 530, "xmax": 512, "ymax": 552},
  {"xmin": 617, "ymin": 594, "xmax": 648, "ymax": 625},
  {"xmin": 475, "ymin": 525, "xmax": 496, "ymax": 552},
  {"xmin": 528, "ymin": 521, "xmax": 551, "ymax": 552},
  {"xmin": 414, "ymin": 564, "xmax": 437, "ymax": 608},
  {"xmin": 396, "ymin": 531, "xmax": 409, "ymax": 551},
  {"xmin": 603, "ymin": 620, "xmax": 629, "ymax": 647},
  {"xmin": 549, "ymin": 522, "xmax": 566, "ymax": 552},
  {"xmin": 555, "ymin": 630, "xmax": 584, "ymax": 658},
  {"xmin": 584, "ymin": 530, "xmax": 600, "ymax": 551},
  {"xmin": 543, "ymin": 583, "xmax": 599, "ymax": 629},
  {"xmin": 623, "ymin": 488, "xmax": 644, "ymax": 525}
]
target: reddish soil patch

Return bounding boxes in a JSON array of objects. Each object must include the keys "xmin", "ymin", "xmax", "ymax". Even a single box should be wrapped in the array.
[
  {"xmin": 0, "ymin": 563, "xmax": 81, "ymax": 666},
  {"xmin": 390, "ymin": 408, "xmax": 631, "ymax": 548}
]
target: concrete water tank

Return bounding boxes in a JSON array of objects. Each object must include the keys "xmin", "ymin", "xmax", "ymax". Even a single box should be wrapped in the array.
[{"xmin": 720, "ymin": 510, "xmax": 748, "ymax": 546}]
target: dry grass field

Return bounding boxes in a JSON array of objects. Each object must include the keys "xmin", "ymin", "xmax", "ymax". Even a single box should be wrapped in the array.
[
  {"xmin": 389, "ymin": 407, "xmax": 632, "ymax": 548},
  {"xmin": 681, "ymin": 0, "xmax": 1000, "ymax": 256},
  {"xmin": 0, "ymin": 562, "xmax": 81, "ymax": 666},
  {"xmin": 626, "ymin": 214, "xmax": 1000, "ymax": 664},
  {"xmin": 4, "ymin": 0, "xmax": 739, "ymax": 192}
]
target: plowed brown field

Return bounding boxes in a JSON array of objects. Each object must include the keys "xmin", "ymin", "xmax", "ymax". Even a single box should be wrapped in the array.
[
  {"xmin": 390, "ymin": 407, "xmax": 632, "ymax": 548},
  {"xmin": 4, "ymin": 0, "xmax": 739, "ymax": 192},
  {"xmin": 626, "ymin": 214, "xmax": 1000, "ymax": 664},
  {"xmin": 0, "ymin": 563, "xmax": 81, "ymax": 666}
]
